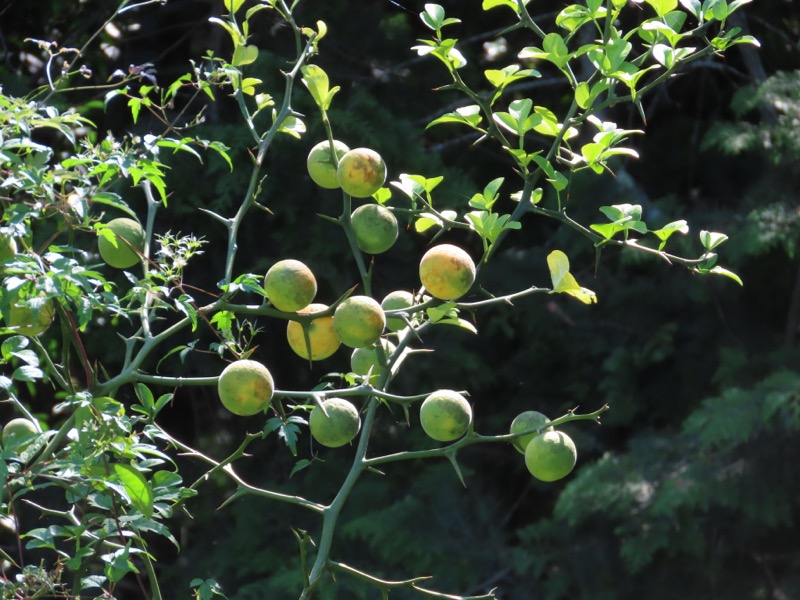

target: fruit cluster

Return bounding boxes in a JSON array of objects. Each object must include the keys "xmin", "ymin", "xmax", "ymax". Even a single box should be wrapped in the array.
[{"xmin": 205, "ymin": 142, "xmax": 577, "ymax": 479}]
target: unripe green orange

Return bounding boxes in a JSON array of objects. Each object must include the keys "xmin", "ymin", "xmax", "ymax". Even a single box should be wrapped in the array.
[
  {"xmin": 217, "ymin": 360, "xmax": 275, "ymax": 416},
  {"xmin": 351, "ymin": 204, "xmax": 398, "ymax": 254},
  {"xmin": 524, "ymin": 430, "xmax": 577, "ymax": 482},
  {"xmin": 333, "ymin": 296, "xmax": 386, "ymax": 349},
  {"xmin": 419, "ymin": 244, "xmax": 476, "ymax": 300},
  {"xmin": 2, "ymin": 417, "xmax": 38, "ymax": 450},
  {"xmin": 5, "ymin": 292, "xmax": 55, "ymax": 337},
  {"xmin": 419, "ymin": 389, "xmax": 472, "ymax": 442},
  {"xmin": 337, "ymin": 148, "xmax": 387, "ymax": 198},
  {"xmin": 264, "ymin": 259, "xmax": 317, "ymax": 312},
  {"xmin": 307, "ymin": 140, "xmax": 350, "ymax": 189},
  {"xmin": 98, "ymin": 217, "xmax": 145, "ymax": 269},
  {"xmin": 309, "ymin": 398, "xmax": 361, "ymax": 448},
  {"xmin": 350, "ymin": 338, "xmax": 396, "ymax": 383},
  {"xmin": 509, "ymin": 411, "xmax": 553, "ymax": 454},
  {"xmin": 286, "ymin": 303, "xmax": 341, "ymax": 361},
  {"xmin": 381, "ymin": 290, "xmax": 415, "ymax": 332}
]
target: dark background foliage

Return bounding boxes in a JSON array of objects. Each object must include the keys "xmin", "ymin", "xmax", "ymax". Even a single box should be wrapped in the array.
[{"xmin": 2, "ymin": 0, "xmax": 800, "ymax": 598}]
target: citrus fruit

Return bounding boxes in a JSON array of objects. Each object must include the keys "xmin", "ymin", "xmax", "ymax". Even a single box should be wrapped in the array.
[
  {"xmin": 524, "ymin": 430, "xmax": 577, "ymax": 482},
  {"xmin": 509, "ymin": 411, "xmax": 554, "ymax": 454},
  {"xmin": 381, "ymin": 290, "xmax": 415, "ymax": 332},
  {"xmin": 286, "ymin": 303, "xmax": 341, "ymax": 361},
  {"xmin": 419, "ymin": 389, "xmax": 472, "ymax": 442},
  {"xmin": 337, "ymin": 148, "xmax": 387, "ymax": 198},
  {"xmin": 419, "ymin": 244, "xmax": 476, "ymax": 301},
  {"xmin": 5, "ymin": 292, "xmax": 55, "ymax": 337},
  {"xmin": 2, "ymin": 417, "xmax": 38, "ymax": 449},
  {"xmin": 217, "ymin": 359, "xmax": 275, "ymax": 416},
  {"xmin": 307, "ymin": 140, "xmax": 350, "ymax": 189},
  {"xmin": 351, "ymin": 204, "xmax": 398, "ymax": 254},
  {"xmin": 309, "ymin": 398, "xmax": 361, "ymax": 448},
  {"xmin": 264, "ymin": 259, "xmax": 317, "ymax": 312},
  {"xmin": 333, "ymin": 295, "xmax": 386, "ymax": 348},
  {"xmin": 350, "ymin": 338, "xmax": 396, "ymax": 383},
  {"xmin": 98, "ymin": 217, "xmax": 145, "ymax": 269}
]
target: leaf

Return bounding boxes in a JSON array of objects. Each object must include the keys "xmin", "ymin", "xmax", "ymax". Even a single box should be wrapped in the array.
[
  {"xmin": 547, "ymin": 250, "xmax": 597, "ymax": 304},
  {"xmin": 232, "ymin": 44, "xmax": 258, "ymax": 67},
  {"xmin": 290, "ymin": 459, "xmax": 312, "ymax": 478},
  {"xmin": 651, "ymin": 220, "xmax": 689, "ymax": 250},
  {"xmin": 135, "ymin": 383, "xmax": 155, "ymax": 410},
  {"xmin": 483, "ymin": 0, "xmax": 527, "ymax": 10},
  {"xmin": 575, "ymin": 82, "xmax": 591, "ymax": 109},
  {"xmin": 302, "ymin": 65, "xmax": 335, "ymax": 110},
  {"xmin": 224, "ymin": 0, "xmax": 246, "ymax": 14},
  {"xmin": 12, "ymin": 365, "xmax": 44, "ymax": 382},
  {"xmin": 113, "ymin": 464, "xmax": 154, "ymax": 518},
  {"xmin": 646, "ymin": 0, "xmax": 678, "ymax": 16},
  {"xmin": 700, "ymin": 230, "xmax": 728, "ymax": 250},
  {"xmin": 708, "ymin": 266, "xmax": 743, "ymax": 285}
]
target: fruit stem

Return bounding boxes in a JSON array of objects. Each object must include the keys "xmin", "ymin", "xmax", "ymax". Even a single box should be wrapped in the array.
[{"xmin": 338, "ymin": 193, "xmax": 372, "ymax": 296}]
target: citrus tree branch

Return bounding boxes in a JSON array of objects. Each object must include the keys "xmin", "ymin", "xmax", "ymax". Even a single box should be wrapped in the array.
[
  {"xmin": 364, "ymin": 404, "xmax": 609, "ymax": 469},
  {"xmin": 328, "ymin": 560, "xmax": 499, "ymax": 600}
]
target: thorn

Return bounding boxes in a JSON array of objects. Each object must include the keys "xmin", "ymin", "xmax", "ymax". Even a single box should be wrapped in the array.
[{"xmin": 446, "ymin": 453, "xmax": 467, "ymax": 488}]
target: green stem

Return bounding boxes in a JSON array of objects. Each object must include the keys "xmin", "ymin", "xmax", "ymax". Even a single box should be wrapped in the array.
[
  {"xmin": 329, "ymin": 560, "xmax": 498, "ymax": 599},
  {"xmin": 156, "ymin": 426, "xmax": 324, "ymax": 513},
  {"xmin": 364, "ymin": 404, "xmax": 609, "ymax": 468}
]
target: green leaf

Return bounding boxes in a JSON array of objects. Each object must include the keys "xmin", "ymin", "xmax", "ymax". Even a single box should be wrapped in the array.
[
  {"xmin": 483, "ymin": 0, "xmax": 528, "ymax": 11},
  {"xmin": 427, "ymin": 104, "xmax": 483, "ymax": 130},
  {"xmin": 421, "ymin": 4, "xmax": 459, "ymax": 30},
  {"xmin": 224, "ymin": 0, "xmax": 246, "ymax": 14},
  {"xmin": 575, "ymin": 82, "xmax": 591, "ymax": 109},
  {"xmin": 113, "ymin": 464, "xmax": 154, "ymax": 518},
  {"xmin": 302, "ymin": 65, "xmax": 337, "ymax": 110},
  {"xmin": 708, "ymin": 266, "xmax": 743, "ymax": 285},
  {"xmin": 646, "ymin": 0, "xmax": 678, "ymax": 16},
  {"xmin": 519, "ymin": 33, "xmax": 572, "ymax": 70},
  {"xmin": 275, "ymin": 114, "xmax": 306, "ymax": 139},
  {"xmin": 699, "ymin": 230, "xmax": 728, "ymax": 250},
  {"xmin": 290, "ymin": 459, "xmax": 312, "ymax": 478},
  {"xmin": 547, "ymin": 250, "xmax": 598, "ymax": 304},
  {"xmin": 103, "ymin": 545, "xmax": 140, "ymax": 583},
  {"xmin": 135, "ymin": 383, "xmax": 155, "ymax": 410},
  {"xmin": 232, "ymin": 44, "xmax": 258, "ymax": 67},
  {"xmin": 651, "ymin": 220, "xmax": 689, "ymax": 250}
]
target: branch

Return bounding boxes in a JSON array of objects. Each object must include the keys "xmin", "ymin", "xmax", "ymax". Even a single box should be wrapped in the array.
[
  {"xmin": 364, "ymin": 404, "xmax": 609, "ymax": 468},
  {"xmin": 329, "ymin": 560, "xmax": 499, "ymax": 599}
]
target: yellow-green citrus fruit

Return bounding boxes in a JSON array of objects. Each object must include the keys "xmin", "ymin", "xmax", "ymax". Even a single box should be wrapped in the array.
[
  {"xmin": 524, "ymin": 430, "xmax": 577, "ymax": 482},
  {"xmin": 381, "ymin": 290, "xmax": 415, "ymax": 332},
  {"xmin": 286, "ymin": 303, "xmax": 341, "ymax": 361},
  {"xmin": 419, "ymin": 389, "xmax": 472, "ymax": 442},
  {"xmin": 510, "ymin": 411, "xmax": 554, "ymax": 454},
  {"xmin": 419, "ymin": 244, "xmax": 476, "ymax": 301},
  {"xmin": 217, "ymin": 360, "xmax": 275, "ymax": 416},
  {"xmin": 6, "ymin": 293, "xmax": 55, "ymax": 337},
  {"xmin": 337, "ymin": 148, "xmax": 387, "ymax": 198},
  {"xmin": 264, "ymin": 259, "xmax": 317, "ymax": 312},
  {"xmin": 351, "ymin": 204, "xmax": 398, "ymax": 254},
  {"xmin": 333, "ymin": 295, "xmax": 386, "ymax": 349},
  {"xmin": 2, "ymin": 417, "xmax": 38, "ymax": 449},
  {"xmin": 309, "ymin": 398, "xmax": 361, "ymax": 448},
  {"xmin": 350, "ymin": 338, "xmax": 396, "ymax": 383},
  {"xmin": 98, "ymin": 217, "xmax": 145, "ymax": 269},
  {"xmin": 307, "ymin": 140, "xmax": 350, "ymax": 189}
]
